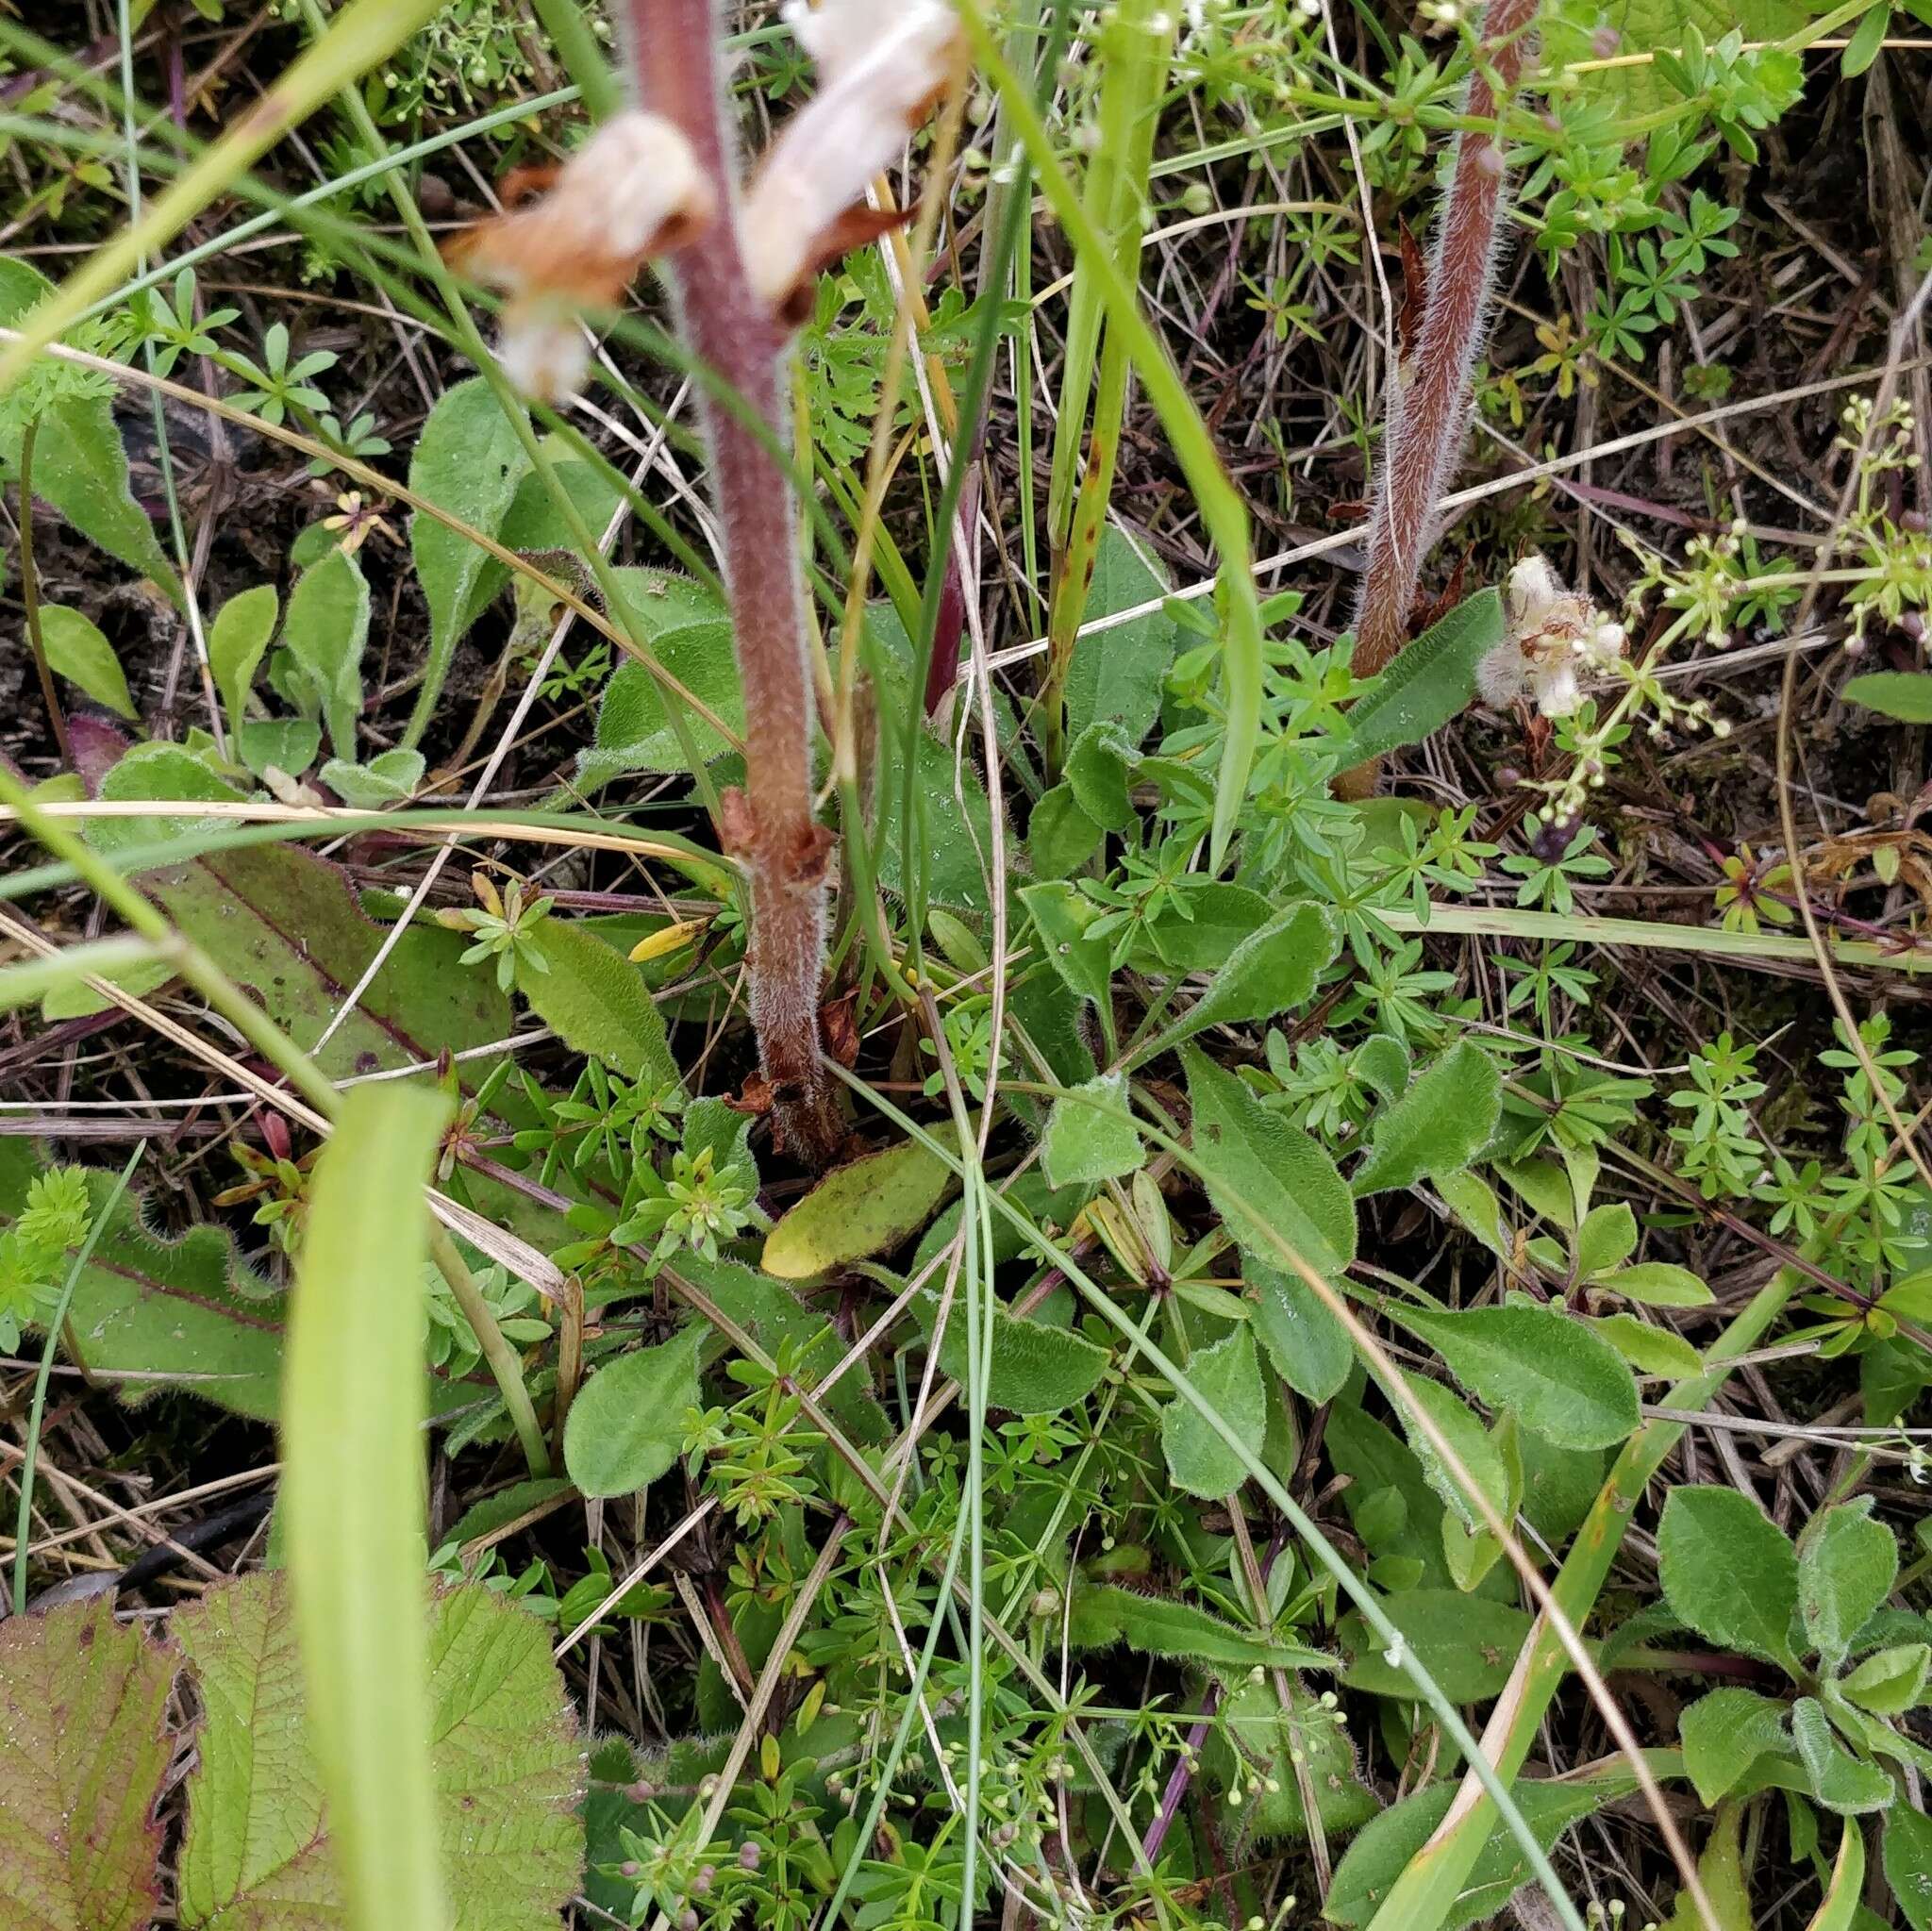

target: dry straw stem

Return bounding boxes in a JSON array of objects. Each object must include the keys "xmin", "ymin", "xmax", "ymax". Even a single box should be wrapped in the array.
[
  {"xmin": 1343, "ymin": 0, "xmax": 1539, "ymax": 792},
  {"xmin": 623, "ymin": 0, "xmax": 844, "ymax": 1164}
]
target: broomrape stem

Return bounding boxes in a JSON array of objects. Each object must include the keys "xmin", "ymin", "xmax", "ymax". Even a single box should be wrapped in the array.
[
  {"xmin": 624, "ymin": 0, "xmax": 842, "ymax": 1165},
  {"xmin": 1343, "ymin": 0, "xmax": 1538, "ymax": 792}
]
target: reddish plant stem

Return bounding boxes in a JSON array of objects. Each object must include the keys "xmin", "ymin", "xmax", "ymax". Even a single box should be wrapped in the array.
[
  {"xmin": 625, "ymin": 0, "xmax": 842, "ymax": 1163},
  {"xmin": 1346, "ymin": 0, "xmax": 1538, "ymax": 787}
]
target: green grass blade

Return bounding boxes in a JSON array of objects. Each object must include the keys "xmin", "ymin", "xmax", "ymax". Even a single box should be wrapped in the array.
[
  {"xmin": 282, "ymin": 1084, "xmax": 453, "ymax": 1931},
  {"xmin": 960, "ymin": 0, "xmax": 1263, "ymax": 873}
]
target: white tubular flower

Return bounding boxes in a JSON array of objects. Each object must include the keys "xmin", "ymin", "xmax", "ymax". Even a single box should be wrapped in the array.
[
  {"xmin": 445, "ymin": 111, "xmax": 713, "ymax": 402},
  {"xmin": 1477, "ymin": 552, "xmax": 1628, "ymax": 721},
  {"xmin": 744, "ymin": 0, "xmax": 964, "ymax": 321}
]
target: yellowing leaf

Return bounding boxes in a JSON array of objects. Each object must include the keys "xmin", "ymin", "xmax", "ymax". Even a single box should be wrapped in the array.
[{"xmin": 761, "ymin": 1131, "xmax": 959, "ymax": 1279}]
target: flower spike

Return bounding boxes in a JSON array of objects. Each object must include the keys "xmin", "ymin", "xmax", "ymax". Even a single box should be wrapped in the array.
[
  {"xmin": 741, "ymin": 0, "xmax": 963, "ymax": 322},
  {"xmin": 444, "ymin": 110, "xmax": 714, "ymax": 401}
]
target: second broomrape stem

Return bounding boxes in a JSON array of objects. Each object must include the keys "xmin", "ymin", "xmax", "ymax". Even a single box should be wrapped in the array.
[{"xmin": 624, "ymin": 0, "xmax": 842, "ymax": 1163}]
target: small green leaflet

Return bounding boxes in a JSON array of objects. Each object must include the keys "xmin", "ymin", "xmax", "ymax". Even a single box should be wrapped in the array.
[
  {"xmin": 934, "ymin": 1298, "xmax": 1110, "ymax": 1415},
  {"xmin": 1020, "ymin": 880, "xmax": 1113, "ymax": 1009},
  {"xmin": 1063, "ymin": 525, "xmax": 1178, "ymax": 749},
  {"xmin": 282, "ymin": 545, "xmax": 369, "ymax": 757},
  {"xmin": 1843, "ymin": 671, "xmax": 1932, "ymax": 724},
  {"xmin": 1677, "ymin": 1687, "xmax": 1790, "ymax": 1806},
  {"xmin": 208, "ymin": 584, "xmax": 279, "ymax": 738},
  {"xmin": 406, "ymin": 378, "xmax": 533, "ymax": 748}
]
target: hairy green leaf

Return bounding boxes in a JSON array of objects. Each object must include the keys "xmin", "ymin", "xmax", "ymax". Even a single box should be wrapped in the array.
[
  {"xmin": 1800, "ymin": 1500, "xmax": 1897, "ymax": 1664},
  {"xmin": 935, "ymin": 1296, "xmax": 1110, "ymax": 1415},
  {"xmin": 1396, "ymin": 1302, "xmax": 1640, "ymax": 1450},
  {"xmin": 563, "ymin": 1327, "xmax": 703, "ymax": 1498},
  {"xmin": 1064, "ymin": 525, "xmax": 1177, "ymax": 749},
  {"xmin": 516, "ymin": 916, "xmax": 679, "ymax": 1090},
  {"xmin": 1167, "ymin": 901, "xmax": 1340, "ymax": 1043},
  {"xmin": 1020, "ymin": 879, "xmax": 1113, "ymax": 1008},
  {"xmin": 1657, "ymin": 1486, "xmax": 1801, "ymax": 1673},
  {"xmin": 1678, "ymin": 1688, "xmax": 1791, "ymax": 1806},
  {"xmin": 1040, "ymin": 1071, "xmax": 1143, "ymax": 1187},
  {"xmin": 1250, "ymin": 1259, "xmax": 1351, "ymax": 1403},
  {"xmin": 1160, "ymin": 1321, "xmax": 1265, "ymax": 1498},
  {"xmin": 1184, "ymin": 1044, "xmax": 1356, "ymax": 1275},
  {"xmin": 1338, "ymin": 1588, "xmax": 1535, "ymax": 1700},
  {"xmin": 1791, "ymin": 1696, "xmax": 1894, "ymax": 1815},
  {"xmin": 1332, "ymin": 589, "xmax": 1505, "ymax": 768},
  {"xmin": 1600, "ymin": 1261, "xmax": 1714, "ymax": 1307},
  {"xmin": 33, "ymin": 399, "xmax": 184, "ymax": 605},
  {"xmin": 39, "ymin": 606, "xmax": 135, "ymax": 718},
  {"xmin": 1884, "ymin": 1802, "xmax": 1932, "ymax": 1931},
  {"xmin": 1351, "ymin": 1041, "xmax": 1501, "ymax": 1196},
  {"xmin": 1067, "ymin": 1583, "xmax": 1329, "ymax": 1672}
]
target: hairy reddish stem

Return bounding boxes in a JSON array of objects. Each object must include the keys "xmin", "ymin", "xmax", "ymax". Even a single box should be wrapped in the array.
[
  {"xmin": 1345, "ymin": 0, "xmax": 1538, "ymax": 790},
  {"xmin": 625, "ymin": 0, "xmax": 842, "ymax": 1163}
]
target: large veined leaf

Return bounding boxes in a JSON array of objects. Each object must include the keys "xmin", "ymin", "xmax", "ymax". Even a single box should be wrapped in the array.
[
  {"xmin": 1395, "ymin": 1301, "xmax": 1641, "ymax": 1451},
  {"xmin": 762, "ymin": 1132, "xmax": 960, "ymax": 1279},
  {"xmin": 406, "ymin": 378, "xmax": 534, "ymax": 747},
  {"xmin": 127, "ymin": 829, "xmax": 513, "ymax": 1084},
  {"xmin": 175, "ymin": 1574, "xmax": 584, "ymax": 1930},
  {"xmin": 515, "ymin": 916, "xmax": 680, "ymax": 1091},
  {"xmin": 1064, "ymin": 525, "xmax": 1178, "ymax": 750},
  {"xmin": 1183, "ymin": 1044, "xmax": 1357, "ymax": 1276},
  {"xmin": 0, "ymin": 1598, "xmax": 175, "ymax": 1931},
  {"xmin": 1325, "ymin": 1772, "xmax": 1613, "ymax": 1930},
  {"xmin": 1657, "ymin": 1486, "xmax": 1801, "ymax": 1673}
]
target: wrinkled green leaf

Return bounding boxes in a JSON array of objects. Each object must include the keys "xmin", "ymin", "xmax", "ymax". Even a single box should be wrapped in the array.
[
  {"xmin": 935, "ymin": 1298, "xmax": 1110, "ymax": 1415},
  {"xmin": 320, "ymin": 748, "xmax": 425, "ymax": 807},
  {"xmin": 1020, "ymin": 879, "xmax": 1113, "ymax": 1008},
  {"xmin": 1679, "ymin": 1688, "xmax": 1791, "ymax": 1806},
  {"xmin": 1351, "ymin": 1041, "xmax": 1501, "ymax": 1196},
  {"xmin": 0, "ymin": 1597, "xmax": 175, "ymax": 1931},
  {"xmin": 1160, "ymin": 1321, "xmax": 1265, "ymax": 1498},
  {"xmin": 176, "ymin": 1574, "xmax": 583, "ymax": 1931},
  {"xmin": 39, "ymin": 605, "xmax": 134, "ymax": 717},
  {"xmin": 1840, "ymin": 1642, "xmax": 1928, "ymax": 1716},
  {"xmin": 1040, "ymin": 1071, "xmax": 1143, "ymax": 1188},
  {"xmin": 1064, "ymin": 719, "xmax": 1137, "ymax": 831},
  {"xmin": 1396, "ymin": 1301, "xmax": 1640, "ymax": 1450},
  {"xmin": 1801, "ymin": 1500, "xmax": 1897, "ymax": 1664},
  {"xmin": 564, "ymin": 1327, "xmax": 703, "ymax": 1498}
]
